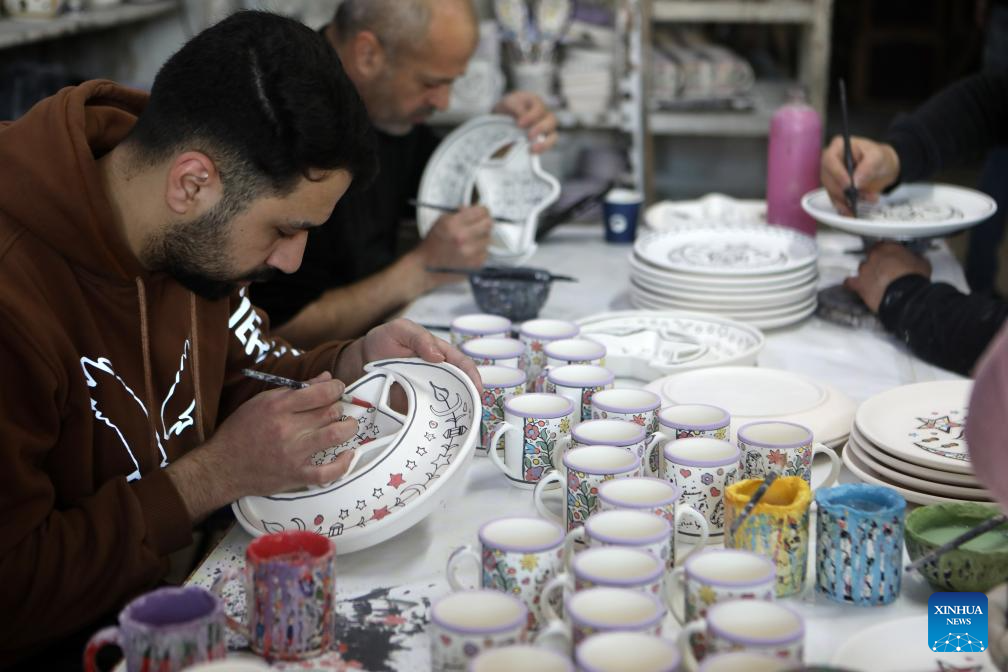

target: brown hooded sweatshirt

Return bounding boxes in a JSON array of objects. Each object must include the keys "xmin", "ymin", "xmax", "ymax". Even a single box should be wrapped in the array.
[{"xmin": 0, "ymin": 81, "xmax": 351, "ymax": 662}]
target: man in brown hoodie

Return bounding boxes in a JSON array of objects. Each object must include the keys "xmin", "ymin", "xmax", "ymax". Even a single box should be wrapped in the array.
[{"xmin": 0, "ymin": 11, "xmax": 477, "ymax": 666}]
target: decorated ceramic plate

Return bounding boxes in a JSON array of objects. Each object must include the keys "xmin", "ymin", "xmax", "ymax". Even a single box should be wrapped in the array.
[
  {"xmin": 842, "ymin": 443, "xmax": 972, "ymax": 506},
  {"xmin": 233, "ymin": 359, "xmax": 480, "ymax": 554},
  {"xmin": 855, "ymin": 380, "xmax": 973, "ymax": 475},
  {"xmin": 831, "ymin": 616, "xmax": 996, "ymax": 671},
  {"xmin": 802, "ymin": 183, "xmax": 997, "ymax": 240},
  {"xmin": 643, "ymin": 193, "xmax": 766, "ymax": 231},
  {"xmin": 633, "ymin": 223, "xmax": 818, "ymax": 276},
  {"xmin": 630, "ymin": 258, "xmax": 818, "ymax": 296},
  {"xmin": 849, "ymin": 424, "xmax": 980, "ymax": 487},
  {"xmin": 628, "ymin": 289, "xmax": 817, "ymax": 330},
  {"xmin": 630, "ymin": 252, "xmax": 818, "ymax": 288},
  {"xmin": 629, "ymin": 278, "xmax": 818, "ymax": 309},
  {"xmin": 575, "ymin": 310, "xmax": 764, "ymax": 381},
  {"xmin": 645, "ymin": 366, "xmax": 853, "ymax": 445}
]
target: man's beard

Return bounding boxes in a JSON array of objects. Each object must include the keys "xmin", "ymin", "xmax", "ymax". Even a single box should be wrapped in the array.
[{"xmin": 144, "ymin": 200, "xmax": 277, "ymax": 300}]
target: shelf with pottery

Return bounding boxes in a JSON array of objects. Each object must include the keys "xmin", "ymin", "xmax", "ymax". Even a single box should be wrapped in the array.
[
  {"xmin": 651, "ymin": 0, "xmax": 820, "ymax": 24},
  {"xmin": 648, "ymin": 80, "xmax": 797, "ymax": 137},
  {"xmin": 0, "ymin": 1, "xmax": 176, "ymax": 50},
  {"xmin": 429, "ymin": 107, "xmax": 623, "ymax": 132}
]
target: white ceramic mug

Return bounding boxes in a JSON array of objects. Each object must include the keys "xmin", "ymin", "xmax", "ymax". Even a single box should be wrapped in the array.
[
  {"xmin": 519, "ymin": 319, "xmax": 580, "ymax": 391},
  {"xmin": 654, "ymin": 404, "xmax": 730, "ymax": 476},
  {"xmin": 541, "ymin": 586, "xmax": 666, "ymax": 651},
  {"xmin": 678, "ymin": 600, "xmax": 804, "ymax": 671},
  {"xmin": 572, "ymin": 419, "xmax": 658, "ymax": 474},
  {"xmin": 595, "ymin": 477, "xmax": 710, "ymax": 568},
  {"xmin": 534, "ymin": 445, "xmax": 642, "ymax": 531},
  {"xmin": 430, "ymin": 590, "xmax": 529, "ymax": 672},
  {"xmin": 544, "ymin": 365, "xmax": 615, "ymax": 426},
  {"xmin": 452, "ymin": 313, "xmax": 512, "ymax": 345},
  {"xmin": 489, "ymin": 393, "xmax": 574, "ymax": 488},
  {"xmin": 591, "ymin": 389, "xmax": 661, "ymax": 436},
  {"xmin": 478, "ymin": 365, "xmax": 527, "ymax": 455},
  {"xmin": 462, "ymin": 337, "xmax": 525, "ymax": 369},
  {"xmin": 563, "ymin": 509, "xmax": 672, "ymax": 571},
  {"xmin": 697, "ymin": 651, "xmax": 792, "ymax": 672},
  {"xmin": 736, "ymin": 421, "xmax": 840, "ymax": 491},
  {"xmin": 576, "ymin": 632, "xmax": 682, "ymax": 672},
  {"xmin": 543, "ymin": 338, "xmax": 607, "ymax": 372},
  {"xmin": 540, "ymin": 547, "xmax": 672, "ymax": 616},
  {"xmin": 468, "ymin": 645, "xmax": 573, "ymax": 672},
  {"xmin": 446, "ymin": 517, "xmax": 565, "ymax": 630},
  {"xmin": 667, "ymin": 549, "xmax": 776, "ymax": 625},
  {"xmin": 662, "ymin": 438, "xmax": 740, "ymax": 540}
]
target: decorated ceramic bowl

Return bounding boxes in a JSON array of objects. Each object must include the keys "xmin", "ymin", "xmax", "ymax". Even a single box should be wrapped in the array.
[
  {"xmin": 904, "ymin": 502, "xmax": 1008, "ymax": 593},
  {"xmin": 469, "ymin": 266, "xmax": 553, "ymax": 321}
]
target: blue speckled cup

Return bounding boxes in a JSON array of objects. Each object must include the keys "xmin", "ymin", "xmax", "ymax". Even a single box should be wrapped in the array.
[{"xmin": 814, "ymin": 483, "xmax": 906, "ymax": 606}]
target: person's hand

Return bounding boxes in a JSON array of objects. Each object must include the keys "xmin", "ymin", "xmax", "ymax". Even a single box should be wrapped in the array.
[
  {"xmin": 844, "ymin": 242, "xmax": 932, "ymax": 312},
  {"xmin": 493, "ymin": 91, "xmax": 558, "ymax": 153},
  {"xmin": 417, "ymin": 206, "xmax": 492, "ymax": 288},
  {"xmin": 821, "ymin": 136, "xmax": 901, "ymax": 216}
]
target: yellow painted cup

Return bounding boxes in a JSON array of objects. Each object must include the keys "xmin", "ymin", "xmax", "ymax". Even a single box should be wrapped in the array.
[{"xmin": 724, "ymin": 477, "xmax": 811, "ymax": 598}]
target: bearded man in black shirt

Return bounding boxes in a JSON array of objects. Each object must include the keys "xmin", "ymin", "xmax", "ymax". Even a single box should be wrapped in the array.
[{"xmin": 252, "ymin": 0, "xmax": 558, "ymax": 346}]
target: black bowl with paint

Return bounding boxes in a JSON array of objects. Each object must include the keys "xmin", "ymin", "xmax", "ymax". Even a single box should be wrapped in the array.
[{"xmin": 468, "ymin": 266, "xmax": 553, "ymax": 322}]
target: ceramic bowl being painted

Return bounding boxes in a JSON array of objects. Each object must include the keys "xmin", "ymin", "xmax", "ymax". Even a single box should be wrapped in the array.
[
  {"xmin": 469, "ymin": 266, "xmax": 553, "ymax": 321},
  {"xmin": 904, "ymin": 502, "xmax": 1008, "ymax": 593}
]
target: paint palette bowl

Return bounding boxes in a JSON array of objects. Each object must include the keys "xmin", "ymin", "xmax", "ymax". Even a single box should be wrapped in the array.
[
  {"xmin": 904, "ymin": 503, "xmax": 1008, "ymax": 593},
  {"xmin": 469, "ymin": 266, "xmax": 553, "ymax": 321}
]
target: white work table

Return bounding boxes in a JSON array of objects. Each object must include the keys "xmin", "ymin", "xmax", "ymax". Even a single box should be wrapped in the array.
[{"xmin": 187, "ymin": 225, "xmax": 972, "ymax": 671}]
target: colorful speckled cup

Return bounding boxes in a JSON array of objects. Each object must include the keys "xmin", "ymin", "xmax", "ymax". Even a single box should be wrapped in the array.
[
  {"xmin": 211, "ymin": 531, "xmax": 336, "ymax": 660},
  {"xmin": 815, "ymin": 484, "xmax": 906, "ymax": 606}
]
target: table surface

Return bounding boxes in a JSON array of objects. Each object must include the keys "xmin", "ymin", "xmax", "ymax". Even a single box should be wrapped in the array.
[{"xmin": 187, "ymin": 226, "xmax": 979, "ymax": 671}]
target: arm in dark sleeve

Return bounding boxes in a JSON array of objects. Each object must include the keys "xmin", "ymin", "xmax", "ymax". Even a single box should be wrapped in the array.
[
  {"xmin": 886, "ymin": 69, "xmax": 1008, "ymax": 183},
  {"xmin": 878, "ymin": 274, "xmax": 1008, "ymax": 375}
]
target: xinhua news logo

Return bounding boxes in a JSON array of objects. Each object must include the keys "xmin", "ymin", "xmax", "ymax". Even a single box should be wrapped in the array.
[{"xmin": 928, "ymin": 592, "xmax": 988, "ymax": 653}]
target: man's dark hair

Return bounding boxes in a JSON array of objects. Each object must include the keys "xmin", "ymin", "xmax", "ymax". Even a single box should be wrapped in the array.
[{"xmin": 127, "ymin": 10, "xmax": 376, "ymax": 200}]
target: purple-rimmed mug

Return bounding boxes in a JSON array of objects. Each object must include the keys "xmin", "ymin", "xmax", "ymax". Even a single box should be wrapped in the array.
[
  {"xmin": 469, "ymin": 644, "xmax": 574, "ymax": 672},
  {"xmin": 542, "ymin": 586, "xmax": 666, "ymax": 651},
  {"xmin": 678, "ymin": 600, "xmax": 804, "ymax": 669},
  {"xmin": 654, "ymin": 404, "xmax": 730, "ymax": 475},
  {"xmin": 697, "ymin": 651, "xmax": 791, "ymax": 672},
  {"xmin": 595, "ymin": 477, "xmax": 710, "ymax": 568},
  {"xmin": 667, "ymin": 549, "xmax": 776, "ymax": 624},
  {"xmin": 446, "ymin": 516, "xmax": 565, "ymax": 630},
  {"xmin": 519, "ymin": 319, "xmax": 580, "ymax": 391},
  {"xmin": 662, "ymin": 437, "xmax": 741, "ymax": 539},
  {"xmin": 451, "ymin": 313, "xmax": 512, "ymax": 345},
  {"xmin": 543, "ymin": 338, "xmax": 607, "ymax": 372},
  {"xmin": 563, "ymin": 508, "xmax": 673, "ymax": 571},
  {"xmin": 462, "ymin": 336, "xmax": 526, "ymax": 369},
  {"xmin": 576, "ymin": 631, "xmax": 682, "ymax": 672},
  {"xmin": 737, "ymin": 421, "xmax": 840, "ymax": 491},
  {"xmin": 431, "ymin": 590, "xmax": 529, "ymax": 670},
  {"xmin": 84, "ymin": 587, "xmax": 227, "ymax": 672},
  {"xmin": 591, "ymin": 389, "xmax": 661, "ymax": 436},
  {"xmin": 478, "ymin": 365, "xmax": 527, "ymax": 455},
  {"xmin": 488, "ymin": 393, "xmax": 574, "ymax": 488},
  {"xmin": 572, "ymin": 418, "xmax": 657, "ymax": 472},
  {"xmin": 544, "ymin": 365, "xmax": 615, "ymax": 426},
  {"xmin": 534, "ymin": 445, "xmax": 642, "ymax": 532}
]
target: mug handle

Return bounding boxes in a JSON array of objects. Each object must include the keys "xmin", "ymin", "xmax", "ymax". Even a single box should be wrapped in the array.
[
  {"xmin": 83, "ymin": 626, "xmax": 121, "ymax": 672},
  {"xmin": 446, "ymin": 545, "xmax": 481, "ymax": 591},
  {"xmin": 665, "ymin": 566, "xmax": 687, "ymax": 624},
  {"xmin": 643, "ymin": 431, "xmax": 671, "ymax": 477},
  {"xmin": 678, "ymin": 619, "xmax": 707, "ymax": 672},
  {"xmin": 533, "ymin": 470, "xmax": 564, "ymax": 525},
  {"xmin": 562, "ymin": 527, "xmax": 586, "ymax": 570},
  {"xmin": 533, "ymin": 614, "xmax": 572, "ymax": 655},
  {"xmin": 810, "ymin": 442, "xmax": 841, "ymax": 492},
  {"xmin": 487, "ymin": 422, "xmax": 518, "ymax": 477},
  {"xmin": 674, "ymin": 505, "xmax": 709, "ymax": 564},
  {"xmin": 210, "ymin": 568, "xmax": 251, "ymax": 640},
  {"xmin": 539, "ymin": 571, "xmax": 573, "ymax": 623}
]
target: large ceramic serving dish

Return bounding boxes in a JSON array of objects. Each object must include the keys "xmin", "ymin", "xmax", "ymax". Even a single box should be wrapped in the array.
[
  {"xmin": 233, "ymin": 359, "xmax": 480, "ymax": 554},
  {"xmin": 905, "ymin": 503, "xmax": 1008, "ymax": 593},
  {"xmin": 416, "ymin": 114, "xmax": 560, "ymax": 264},
  {"xmin": 831, "ymin": 616, "xmax": 997, "ymax": 671},
  {"xmin": 802, "ymin": 183, "xmax": 997, "ymax": 240},
  {"xmin": 575, "ymin": 310, "xmax": 764, "ymax": 381}
]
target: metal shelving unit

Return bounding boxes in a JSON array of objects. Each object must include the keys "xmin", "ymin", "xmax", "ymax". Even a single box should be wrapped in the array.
[{"xmin": 0, "ymin": 1, "xmax": 177, "ymax": 50}]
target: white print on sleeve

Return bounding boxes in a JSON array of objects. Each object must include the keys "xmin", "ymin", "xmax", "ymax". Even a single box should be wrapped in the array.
[
  {"xmin": 229, "ymin": 288, "xmax": 302, "ymax": 363},
  {"xmin": 80, "ymin": 339, "xmax": 196, "ymax": 482}
]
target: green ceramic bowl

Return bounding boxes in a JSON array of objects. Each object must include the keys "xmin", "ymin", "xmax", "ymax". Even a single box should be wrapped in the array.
[{"xmin": 904, "ymin": 502, "xmax": 1008, "ymax": 593}]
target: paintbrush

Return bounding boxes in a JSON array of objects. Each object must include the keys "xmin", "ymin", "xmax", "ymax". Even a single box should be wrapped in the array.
[
  {"xmin": 409, "ymin": 199, "xmax": 524, "ymax": 225},
  {"xmin": 905, "ymin": 514, "xmax": 1008, "ymax": 573},
  {"xmin": 728, "ymin": 473, "xmax": 778, "ymax": 537},
  {"xmin": 241, "ymin": 369, "xmax": 372, "ymax": 408},
  {"xmin": 426, "ymin": 266, "xmax": 577, "ymax": 283},
  {"xmin": 838, "ymin": 79, "xmax": 858, "ymax": 218}
]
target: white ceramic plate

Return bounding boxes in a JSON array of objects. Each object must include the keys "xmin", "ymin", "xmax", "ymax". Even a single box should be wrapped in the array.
[
  {"xmin": 575, "ymin": 310, "xmax": 764, "ymax": 382},
  {"xmin": 634, "ymin": 223, "xmax": 818, "ymax": 276},
  {"xmin": 628, "ymin": 290, "xmax": 817, "ymax": 331},
  {"xmin": 644, "ymin": 366, "xmax": 854, "ymax": 445},
  {"xmin": 802, "ymin": 183, "xmax": 997, "ymax": 240},
  {"xmin": 842, "ymin": 442, "xmax": 976, "ymax": 506},
  {"xmin": 233, "ymin": 359, "xmax": 480, "ymax": 554},
  {"xmin": 831, "ymin": 616, "xmax": 996, "ymax": 671},
  {"xmin": 855, "ymin": 380, "xmax": 973, "ymax": 475},
  {"xmin": 849, "ymin": 424, "xmax": 980, "ymax": 487},
  {"xmin": 630, "ymin": 252, "xmax": 819, "ymax": 288},
  {"xmin": 644, "ymin": 194, "xmax": 766, "ymax": 231},
  {"xmin": 629, "ymin": 285, "xmax": 816, "ymax": 318},
  {"xmin": 846, "ymin": 435, "xmax": 990, "ymax": 500},
  {"xmin": 629, "ymin": 278, "xmax": 818, "ymax": 309}
]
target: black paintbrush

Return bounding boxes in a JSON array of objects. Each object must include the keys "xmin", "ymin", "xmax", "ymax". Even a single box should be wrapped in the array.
[
  {"xmin": 838, "ymin": 79, "xmax": 859, "ymax": 218},
  {"xmin": 426, "ymin": 266, "xmax": 577, "ymax": 283},
  {"xmin": 409, "ymin": 199, "xmax": 524, "ymax": 225},
  {"xmin": 728, "ymin": 473, "xmax": 778, "ymax": 537}
]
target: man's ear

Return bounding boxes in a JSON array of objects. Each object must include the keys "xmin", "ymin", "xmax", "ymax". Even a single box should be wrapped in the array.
[
  {"xmin": 351, "ymin": 30, "xmax": 388, "ymax": 81},
  {"xmin": 165, "ymin": 152, "xmax": 220, "ymax": 215}
]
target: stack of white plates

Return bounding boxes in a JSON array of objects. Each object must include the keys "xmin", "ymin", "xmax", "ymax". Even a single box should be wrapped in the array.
[
  {"xmin": 844, "ymin": 380, "xmax": 992, "ymax": 505},
  {"xmin": 629, "ymin": 223, "xmax": 819, "ymax": 330},
  {"xmin": 560, "ymin": 47, "xmax": 614, "ymax": 116}
]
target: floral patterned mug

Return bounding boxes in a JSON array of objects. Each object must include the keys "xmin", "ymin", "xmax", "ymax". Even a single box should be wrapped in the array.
[
  {"xmin": 488, "ymin": 393, "xmax": 574, "ymax": 488},
  {"xmin": 653, "ymin": 404, "xmax": 730, "ymax": 478},
  {"xmin": 736, "ymin": 421, "xmax": 841, "ymax": 491},
  {"xmin": 591, "ymin": 389, "xmax": 661, "ymax": 436},
  {"xmin": 544, "ymin": 364, "xmax": 615, "ymax": 426},
  {"xmin": 540, "ymin": 546, "xmax": 672, "ymax": 615},
  {"xmin": 430, "ymin": 590, "xmax": 529, "ymax": 671},
  {"xmin": 451, "ymin": 313, "xmax": 512, "ymax": 346},
  {"xmin": 678, "ymin": 600, "xmax": 804, "ymax": 670},
  {"xmin": 542, "ymin": 338, "xmax": 607, "ymax": 377},
  {"xmin": 662, "ymin": 437, "xmax": 740, "ymax": 540},
  {"xmin": 667, "ymin": 548, "xmax": 776, "ymax": 625},
  {"xmin": 518, "ymin": 319, "xmax": 580, "ymax": 391},
  {"xmin": 576, "ymin": 632, "xmax": 681, "ymax": 672},
  {"xmin": 533, "ymin": 445, "xmax": 642, "ymax": 531},
  {"xmin": 478, "ymin": 365, "xmax": 527, "ymax": 455},
  {"xmin": 446, "ymin": 516, "xmax": 566, "ymax": 631},
  {"xmin": 470, "ymin": 645, "xmax": 574, "ymax": 672},
  {"xmin": 462, "ymin": 337, "xmax": 526, "ymax": 369},
  {"xmin": 540, "ymin": 586, "xmax": 666, "ymax": 652}
]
